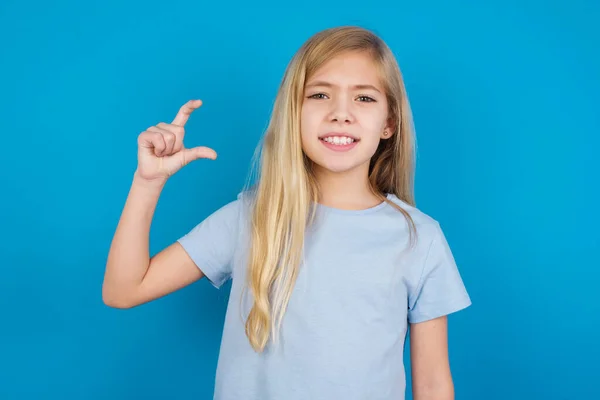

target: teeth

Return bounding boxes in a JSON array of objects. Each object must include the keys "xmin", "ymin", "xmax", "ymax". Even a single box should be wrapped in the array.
[{"xmin": 323, "ymin": 136, "xmax": 355, "ymax": 145}]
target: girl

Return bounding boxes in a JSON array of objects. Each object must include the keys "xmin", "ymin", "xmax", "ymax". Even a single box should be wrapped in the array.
[{"xmin": 103, "ymin": 26, "xmax": 471, "ymax": 400}]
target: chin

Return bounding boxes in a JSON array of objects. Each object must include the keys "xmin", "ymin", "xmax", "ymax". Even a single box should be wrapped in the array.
[
  {"xmin": 302, "ymin": 140, "xmax": 374, "ymax": 175},
  {"xmin": 311, "ymin": 158, "xmax": 365, "ymax": 175}
]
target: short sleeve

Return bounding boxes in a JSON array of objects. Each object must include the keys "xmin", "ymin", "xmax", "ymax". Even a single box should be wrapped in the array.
[
  {"xmin": 407, "ymin": 222, "xmax": 472, "ymax": 323},
  {"xmin": 177, "ymin": 199, "xmax": 242, "ymax": 289}
]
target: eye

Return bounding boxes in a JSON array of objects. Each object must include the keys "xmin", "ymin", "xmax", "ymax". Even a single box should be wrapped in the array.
[
  {"xmin": 307, "ymin": 93, "xmax": 328, "ymax": 99},
  {"xmin": 357, "ymin": 95, "xmax": 376, "ymax": 102}
]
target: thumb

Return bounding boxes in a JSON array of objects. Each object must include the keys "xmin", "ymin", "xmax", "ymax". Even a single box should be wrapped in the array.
[{"xmin": 181, "ymin": 146, "xmax": 218, "ymax": 165}]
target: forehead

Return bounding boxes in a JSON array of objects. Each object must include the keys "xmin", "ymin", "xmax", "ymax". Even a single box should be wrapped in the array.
[{"xmin": 307, "ymin": 51, "xmax": 383, "ymax": 88}]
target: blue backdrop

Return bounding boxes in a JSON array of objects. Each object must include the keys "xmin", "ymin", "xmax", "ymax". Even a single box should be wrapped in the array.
[{"xmin": 1, "ymin": 1, "xmax": 598, "ymax": 399}]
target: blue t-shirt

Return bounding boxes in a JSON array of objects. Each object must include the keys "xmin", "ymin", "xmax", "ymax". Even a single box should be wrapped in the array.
[{"xmin": 177, "ymin": 192, "xmax": 471, "ymax": 400}]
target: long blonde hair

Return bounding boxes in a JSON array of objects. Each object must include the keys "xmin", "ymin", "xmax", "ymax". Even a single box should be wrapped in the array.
[{"xmin": 242, "ymin": 26, "xmax": 418, "ymax": 352}]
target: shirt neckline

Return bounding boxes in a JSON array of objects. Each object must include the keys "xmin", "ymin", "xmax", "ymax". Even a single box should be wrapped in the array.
[{"xmin": 315, "ymin": 193, "xmax": 393, "ymax": 215}]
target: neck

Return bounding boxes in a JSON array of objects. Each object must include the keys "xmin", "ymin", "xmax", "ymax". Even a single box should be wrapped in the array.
[{"xmin": 314, "ymin": 163, "xmax": 382, "ymax": 210}]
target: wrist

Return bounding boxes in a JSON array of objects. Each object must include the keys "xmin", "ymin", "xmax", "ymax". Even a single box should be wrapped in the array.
[{"xmin": 132, "ymin": 170, "xmax": 167, "ymax": 192}]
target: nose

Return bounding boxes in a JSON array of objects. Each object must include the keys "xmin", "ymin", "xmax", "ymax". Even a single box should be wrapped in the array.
[{"xmin": 329, "ymin": 96, "xmax": 354, "ymax": 124}]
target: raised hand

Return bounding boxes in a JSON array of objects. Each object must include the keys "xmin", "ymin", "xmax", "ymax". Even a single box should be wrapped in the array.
[{"xmin": 135, "ymin": 100, "xmax": 217, "ymax": 184}]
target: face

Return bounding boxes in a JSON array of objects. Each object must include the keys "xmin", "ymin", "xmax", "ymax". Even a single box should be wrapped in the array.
[{"xmin": 300, "ymin": 51, "xmax": 392, "ymax": 176}]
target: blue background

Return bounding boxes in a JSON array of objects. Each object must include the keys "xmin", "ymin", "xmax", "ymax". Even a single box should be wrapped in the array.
[{"xmin": 1, "ymin": 0, "xmax": 598, "ymax": 399}]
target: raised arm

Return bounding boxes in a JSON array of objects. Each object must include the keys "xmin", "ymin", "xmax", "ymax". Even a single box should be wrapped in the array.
[{"xmin": 102, "ymin": 99, "xmax": 217, "ymax": 308}]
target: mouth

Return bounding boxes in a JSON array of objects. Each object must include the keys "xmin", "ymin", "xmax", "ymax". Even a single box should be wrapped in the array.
[{"xmin": 318, "ymin": 133, "xmax": 360, "ymax": 152}]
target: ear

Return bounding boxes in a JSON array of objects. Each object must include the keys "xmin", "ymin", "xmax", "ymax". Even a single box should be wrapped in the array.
[{"xmin": 381, "ymin": 116, "xmax": 396, "ymax": 139}]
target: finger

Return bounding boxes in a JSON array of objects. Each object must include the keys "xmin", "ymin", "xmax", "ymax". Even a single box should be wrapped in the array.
[
  {"xmin": 149, "ymin": 131, "xmax": 167, "ymax": 156},
  {"xmin": 171, "ymin": 99, "xmax": 202, "ymax": 127},
  {"xmin": 139, "ymin": 130, "xmax": 166, "ymax": 156},
  {"xmin": 163, "ymin": 131, "xmax": 177, "ymax": 155},
  {"xmin": 156, "ymin": 122, "xmax": 185, "ymax": 150},
  {"xmin": 147, "ymin": 126, "xmax": 178, "ymax": 155},
  {"xmin": 181, "ymin": 146, "xmax": 217, "ymax": 165}
]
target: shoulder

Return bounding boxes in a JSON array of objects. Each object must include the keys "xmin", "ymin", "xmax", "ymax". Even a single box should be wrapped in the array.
[
  {"xmin": 210, "ymin": 188, "xmax": 256, "ymax": 229},
  {"xmin": 187, "ymin": 189, "xmax": 254, "ymax": 232},
  {"xmin": 382, "ymin": 194, "xmax": 455, "ymax": 261},
  {"xmin": 210, "ymin": 186, "xmax": 256, "ymax": 213},
  {"xmin": 234, "ymin": 187, "xmax": 257, "ymax": 215},
  {"xmin": 385, "ymin": 194, "xmax": 442, "ymax": 231}
]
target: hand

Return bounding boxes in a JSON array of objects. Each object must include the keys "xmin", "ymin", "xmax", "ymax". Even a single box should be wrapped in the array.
[{"xmin": 135, "ymin": 100, "xmax": 217, "ymax": 185}]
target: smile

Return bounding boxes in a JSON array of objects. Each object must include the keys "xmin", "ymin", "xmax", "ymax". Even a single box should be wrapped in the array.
[{"xmin": 319, "ymin": 135, "xmax": 359, "ymax": 152}]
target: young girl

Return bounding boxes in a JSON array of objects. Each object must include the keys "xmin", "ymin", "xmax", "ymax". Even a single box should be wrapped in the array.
[{"xmin": 103, "ymin": 26, "xmax": 471, "ymax": 400}]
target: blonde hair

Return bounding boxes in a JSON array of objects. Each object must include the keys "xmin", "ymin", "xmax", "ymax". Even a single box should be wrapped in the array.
[{"xmin": 242, "ymin": 25, "xmax": 418, "ymax": 352}]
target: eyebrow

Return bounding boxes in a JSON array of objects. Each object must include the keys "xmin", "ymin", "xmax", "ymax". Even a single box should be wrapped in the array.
[{"xmin": 304, "ymin": 80, "xmax": 382, "ymax": 93}]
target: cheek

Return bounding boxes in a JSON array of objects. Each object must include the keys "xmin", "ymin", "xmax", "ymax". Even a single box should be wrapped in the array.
[
  {"xmin": 300, "ymin": 105, "xmax": 322, "ymax": 146},
  {"xmin": 300, "ymin": 104, "xmax": 318, "ymax": 127},
  {"xmin": 358, "ymin": 110, "xmax": 388, "ymax": 151},
  {"xmin": 362, "ymin": 108, "xmax": 388, "ymax": 131},
  {"xmin": 300, "ymin": 107, "xmax": 316, "ymax": 150}
]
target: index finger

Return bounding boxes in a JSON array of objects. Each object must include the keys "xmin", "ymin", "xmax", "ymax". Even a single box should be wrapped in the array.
[{"xmin": 171, "ymin": 99, "xmax": 202, "ymax": 126}]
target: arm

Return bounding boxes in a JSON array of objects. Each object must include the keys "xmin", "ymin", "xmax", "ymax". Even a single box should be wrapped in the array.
[
  {"xmin": 409, "ymin": 316, "xmax": 454, "ymax": 400},
  {"xmin": 102, "ymin": 99, "xmax": 217, "ymax": 309},
  {"xmin": 102, "ymin": 173, "xmax": 204, "ymax": 309}
]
